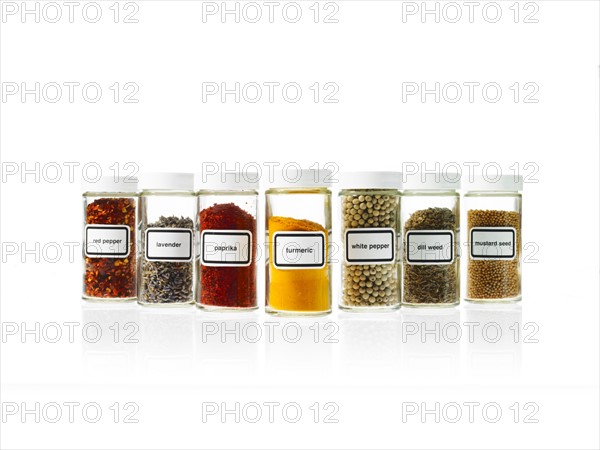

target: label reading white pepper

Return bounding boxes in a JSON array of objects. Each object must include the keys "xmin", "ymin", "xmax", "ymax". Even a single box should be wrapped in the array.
[
  {"xmin": 201, "ymin": 230, "xmax": 252, "ymax": 267},
  {"xmin": 146, "ymin": 228, "xmax": 193, "ymax": 262},
  {"xmin": 345, "ymin": 228, "xmax": 396, "ymax": 264},
  {"xmin": 470, "ymin": 227, "xmax": 516, "ymax": 260},
  {"xmin": 273, "ymin": 231, "xmax": 325, "ymax": 269},
  {"xmin": 406, "ymin": 230, "xmax": 454, "ymax": 265},
  {"xmin": 85, "ymin": 224, "xmax": 130, "ymax": 258}
]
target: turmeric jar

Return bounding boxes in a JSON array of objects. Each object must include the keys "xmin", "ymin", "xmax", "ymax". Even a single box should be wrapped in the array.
[{"xmin": 266, "ymin": 169, "xmax": 332, "ymax": 316}]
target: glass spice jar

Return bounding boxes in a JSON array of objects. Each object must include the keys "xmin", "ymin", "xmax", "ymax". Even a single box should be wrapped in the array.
[
  {"xmin": 339, "ymin": 172, "xmax": 402, "ymax": 311},
  {"xmin": 196, "ymin": 172, "xmax": 259, "ymax": 311},
  {"xmin": 139, "ymin": 173, "xmax": 196, "ymax": 307},
  {"xmin": 464, "ymin": 175, "xmax": 522, "ymax": 303},
  {"xmin": 83, "ymin": 176, "xmax": 139, "ymax": 301},
  {"xmin": 266, "ymin": 169, "xmax": 332, "ymax": 316},
  {"xmin": 401, "ymin": 173, "xmax": 460, "ymax": 307}
]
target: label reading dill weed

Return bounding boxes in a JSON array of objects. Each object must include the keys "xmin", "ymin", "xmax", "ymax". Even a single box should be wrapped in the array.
[
  {"xmin": 406, "ymin": 230, "xmax": 454, "ymax": 265},
  {"xmin": 470, "ymin": 227, "xmax": 516, "ymax": 260},
  {"xmin": 345, "ymin": 228, "xmax": 396, "ymax": 265},
  {"xmin": 85, "ymin": 224, "xmax": 130, "ymax": 258},
  {"xmin": 201, "ymin": 230, "xmax": 252, "ymax": 267},
  {"xmin": 145, "ymin": 228, "xmax": 193, "ymax": 262},
  {"xmin": 273, "ymin": 231, "xmax": 325, "ymax": 269}
]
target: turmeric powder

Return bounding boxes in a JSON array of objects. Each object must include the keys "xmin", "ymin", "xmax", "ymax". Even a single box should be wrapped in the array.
[{"xmin": 267, "ymin": 216, "xmax": 331, "ymax": 314}]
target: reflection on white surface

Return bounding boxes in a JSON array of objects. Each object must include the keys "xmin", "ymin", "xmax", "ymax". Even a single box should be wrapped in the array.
[{"xmin": 401, "ymin": 308, "xmax": 461, "ymax": 379}]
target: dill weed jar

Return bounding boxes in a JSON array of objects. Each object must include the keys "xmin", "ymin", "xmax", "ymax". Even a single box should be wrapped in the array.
[
  {"xmin": 339, "ymin": 172, "xmax": 401, "ymax": 311},
  {"xmin": 139, "ymin": 173, "xmax": 196, "ymax": 307},
  {"xmin": 266, "ymin": 169, "xmax": 332, "ymax": 316},
  {"xmin": 196, "ymin": 172, "xmax": 258, "ymax": 311},
  {"xmin": 83, "ymin": 176, "xmax": 138, "ymax": 301},
  {"xmin": 465, "ymin": 175, "xmax": 522, "ymax": 302},
  {"xmin": 401, "ymin": 174, "xmax": 460, "ymax": 307}
]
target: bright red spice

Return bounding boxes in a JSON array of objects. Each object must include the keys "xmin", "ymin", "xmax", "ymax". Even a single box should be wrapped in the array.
[{"xmin": 199, "ymin": 202, "xmax": 256, "ymax": 308}]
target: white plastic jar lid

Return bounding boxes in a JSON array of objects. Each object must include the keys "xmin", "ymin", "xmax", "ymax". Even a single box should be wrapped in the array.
[
  {"xmin": 82, "ymin": 176, "xmax": 138, "ymax": 193},
  {"xmin": 403, "ymin": 172, "xmax": 461, "ymax": 191},
  {"xmin": 140, "ymin": 172, "xmax": 194, "ymax": 191},
  {"xmin": 196, "ymin": 171, "xmax": 259, "ymax": 191},
  {"xmin": 337, "ymin": 171, "xmax": 403, "ymax": 190},
  {"xmin": 464, "ymin": 175, "xmax": 523, "ymax": 192},
  {"xmin": 268, "ymin": 168, "xmax": 332, "ymax": 188}
]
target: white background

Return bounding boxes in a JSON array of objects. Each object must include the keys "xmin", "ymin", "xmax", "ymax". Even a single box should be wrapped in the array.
[{"xmin": 1, "ymin": 1, "xmax": 599, "ymax": 449}]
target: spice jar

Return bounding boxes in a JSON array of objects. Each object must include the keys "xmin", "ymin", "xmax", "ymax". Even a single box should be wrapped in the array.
[
  {"xmin": 339, "ymin": 172, "xmax": 401, "ymax": 311},
  {"xmin": 139, "ymin": 173, "xmax": 196, "ymax": 307},
  {"xmin": 197, "ymin": 172, "xmax": 258, "ymax": 311},
  {"xmin": 401, "ymin": 173, "xmax": 460, "ymax": 307},
  {"xmin": 464, "ymin": 175, "xmax": 522, "ymax": 302},
  {"xmin": 266, "ymin": 169, "xmax": 332, "ymax": 316},
  {"xmin": 83, "ymin": 176, "xmax": 139, "ymax": 301}
]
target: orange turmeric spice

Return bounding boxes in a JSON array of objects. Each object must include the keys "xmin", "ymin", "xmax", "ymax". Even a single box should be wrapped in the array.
[{"xmin": 267, "ymin": 216, "xmax": 330, "ymax": 313}]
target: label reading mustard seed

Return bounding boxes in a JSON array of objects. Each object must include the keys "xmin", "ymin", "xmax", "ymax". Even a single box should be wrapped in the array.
[
  {"xmin": 201, "ymin": 230, "xmax": 252, "ymax": 267},
  {"xmin": 273, "ymin": 231, "xmax": 325, "ymax": 269},
  {"xmin": 345, "ymin": 228, "xmax": 396, "ymax": 265},
  {"xmin": 85, "ymin": 224, "xmax": 130, "ymax": 258},
  {"xmin": 470, "ymin": 227, "xmax": 516, "ymax": 260},
  {"xmin": 145, "ymin": 228, "xmax": 193, "ymax": 262},
  {"xmin": 406, "ymin": 230, "xmax": 454, "ymax": 265}
]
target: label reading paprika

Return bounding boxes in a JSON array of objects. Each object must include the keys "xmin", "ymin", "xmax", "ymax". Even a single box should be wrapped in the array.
[
  {"xmin": 470, "ymin": 227, "xmax": 516, "ymax": 260},
  {"xmin": 406, "ymin": 230, "xmax": 454, "ymax": 264},
  {"xmin": 201, "ymin": 230, "xmax": 252, "ymax": 267},
  {"xmin": 85, "ymin": 224, "xmax": 130, "ymax": 258},
  {"xmin": 345, "ymin": 228, "xmax": 395, "ymax": 264},
  {"xmin": 145, "ymin": 228, "xmax": 193, "ymax": 262},
  {"xmin": 273, "ymin": 231, "xmax": 326, "ymax": 269}
]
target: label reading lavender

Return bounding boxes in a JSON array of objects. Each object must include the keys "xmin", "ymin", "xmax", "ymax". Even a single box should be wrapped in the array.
[
  {"xmin": 345, "ymin": 228, "xmax": 395, "ymax": 264},
  {"xmin": 85, "ymin": 224, "xmax": 130, "ymax": 258},
  {"xmin": 406, "ymin": 230, "xmax": 454, "ymax": 265},
  {"xmin": 470, "ymin": 227, "xmax": 516, "ymax": 260},
  {"xmin": 201, "ymin": 230, "xmax": 252, "ymax": 267},
  {"xmin": 273, "ymin": 231, "xmax": 325, "ymax": 269},
  {"xmin": 145, "ymin": 228, "xmax": 193, "ymax": 262}
]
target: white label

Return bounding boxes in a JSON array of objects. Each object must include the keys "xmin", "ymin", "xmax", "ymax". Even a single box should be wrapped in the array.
[
  {"xmin": 470, "ymin": 227, "xmax": 516, "ymax": 260},
  {"xmin": 345, "ymin": 228, "xmax": 396, "ymax": 265},
  {"xmin": 273, "ymin": 231, "xmax": 325, "ymax": 269},
  {"xmin": 201, "ymin": 230, "xmax": 252, "ymax": 267},
  {"xmin": 85, "ymin": 224, "xmax": 130, "ymax": 258},
  {"xmin": 145, "ymin": 228, "xmax": 193, "ymax": 262},
  {"xmin": 406, "ymin": 230, "xmax": 454, "ymax": 265}
]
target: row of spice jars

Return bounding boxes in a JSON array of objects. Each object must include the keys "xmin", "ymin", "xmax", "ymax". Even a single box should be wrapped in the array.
[{"xmin": 82, "ymin": 170, "xmax": 522, "ymax": 312}]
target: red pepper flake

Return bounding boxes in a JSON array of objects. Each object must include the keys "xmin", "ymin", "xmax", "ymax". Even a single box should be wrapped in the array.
[
  {"xmin": 199, "ymin": 202, "xmax": 256, "ymax": 308},
  {"xmin": 84, "ymin": 197, "xmax": 137, "ymax": 299}
]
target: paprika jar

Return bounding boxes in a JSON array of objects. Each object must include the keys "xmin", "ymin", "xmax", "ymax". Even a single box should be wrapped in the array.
[
  {"xmin": 139, "ymin": 173, "xmax": 196, "ymax": 307},
  {"xmin": 464, "ymin": 175, "xmax": 523, "ymax": 303},
  {"xmin": 197, "ymin": 172, "xmax": 258, "ymax": 311},
  {"xmin": 83, "ymin": 176, "xmax": 139, "ymax": 301},
  {"xmin": 401, "ymin": 173, "xmax": 460, "ymax": 307},
  {"xmin": 339, "ymin": 172, "xmax": 401, "ymax": 311},
  {"xmin": 266, "ymin": 169, "xmax": 332, "ymax": 316}
]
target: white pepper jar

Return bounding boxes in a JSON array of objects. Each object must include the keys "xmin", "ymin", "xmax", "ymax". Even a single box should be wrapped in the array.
[
  {"xmin": 464, "ymin": 175, "xmax": 523, "ymax": 302},
  {"xmin": 139, "ymin": 173, "xmax": 196, "ymax": 307},
  {"xmin": 339, "ymin": 172, "xmax": 402, "ymax": 311},
  {"xmin": 401, "ymin": 174, "xmax": 460, "ymax": 307}
]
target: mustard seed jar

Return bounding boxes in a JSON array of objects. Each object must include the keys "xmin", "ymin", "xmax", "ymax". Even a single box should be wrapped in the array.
[
  {"xmin": 401, "ymin": 174, "xmax": 460, "ymax": 307},
  {"xmin": 139, "ymin": 173, "xmax": 196, "ymax": 307},
  {"xmin": 265, "ymin": 169, "xmax": 332, "ymax": 316},
  {"xmin": 83, "ymin": 176, "xmax": 139, "ymax": 301},
  {"xmin": 339, "ymin": 172, "xmax": 402, "ymax": 311},
  {"xmin": 464, "ymin": 175, "xmax": 523, "ymax": 303}
]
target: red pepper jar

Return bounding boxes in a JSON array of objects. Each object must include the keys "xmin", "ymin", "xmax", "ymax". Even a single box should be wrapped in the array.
[{"xmin": 196, "ymin": 172, "xmax": 258, "ymax": 310}]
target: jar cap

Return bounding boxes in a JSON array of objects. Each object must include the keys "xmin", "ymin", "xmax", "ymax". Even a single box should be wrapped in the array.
[
  {"xmin": 196, "ymin": 171, "xmax": 259, "ymax": 191},
  {"xmin": 403, "ymin": 173, "xmax": 461, "ymax": 191},
  {"xmin": 82, "ymin": 176, "xmax": 138, "ymax": 193},
  {"xmin": 337, "ymin": 171, "xmax": 403, "ymax": 190},
  {"xmin": 140, "ymin": 172, "xmax": 194, "ymax": 191},
  {"xmin": 464, "ymin": 175, "xmax": 523, "ymax": 192},
  {"xmin": 268, "ymin": 168, "xmax": 332, "ymax": 188}
]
